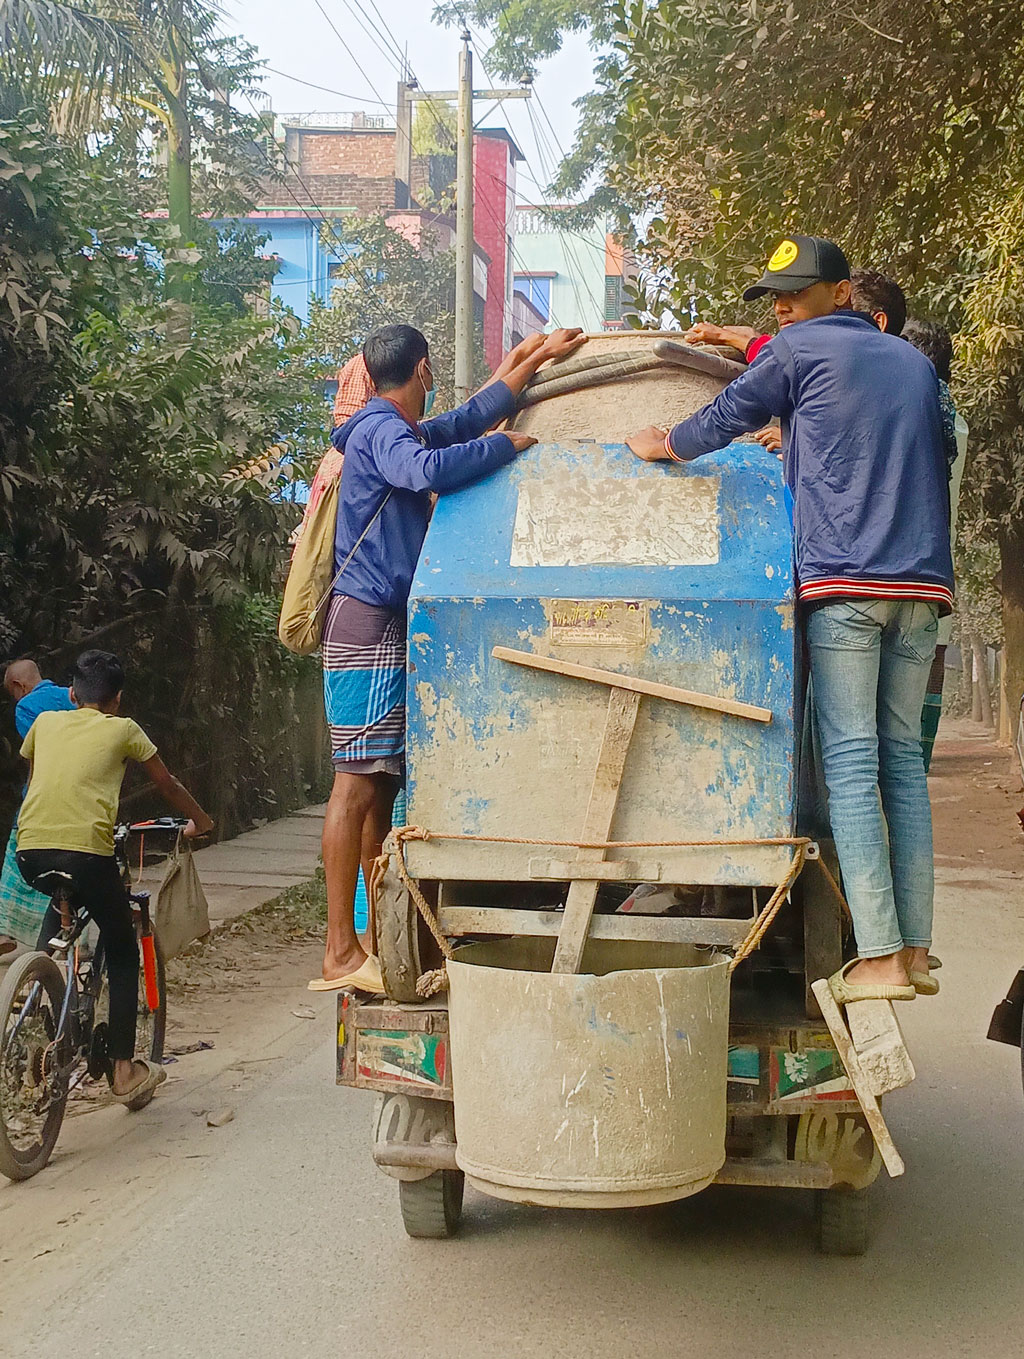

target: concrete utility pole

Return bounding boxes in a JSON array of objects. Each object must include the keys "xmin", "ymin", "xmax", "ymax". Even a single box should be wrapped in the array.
[
  {"xmin": 394, "ymin": 78, "xmax": 415, "ymax": 211},
  {"xmin": 406, "ymin": 40, "xmax": 531, "ymax": 402},
  {"xmin": 454, "ymin": 31, "xmax": 475, "ymax": 402}
]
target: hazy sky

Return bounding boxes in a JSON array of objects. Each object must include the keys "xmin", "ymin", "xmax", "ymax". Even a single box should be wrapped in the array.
[{"xmin": 224, "ymin": 0, "xmax": 596, "ymax": 204}]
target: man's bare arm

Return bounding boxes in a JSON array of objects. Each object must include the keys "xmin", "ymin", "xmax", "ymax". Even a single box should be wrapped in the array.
[{"xmin": 141, "ymin": 755, "xmax": 214, "ymax": 838}]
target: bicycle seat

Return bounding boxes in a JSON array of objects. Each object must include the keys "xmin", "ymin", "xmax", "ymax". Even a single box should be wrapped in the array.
[{"xmin": 33, "ymin": 870, "xmax": 75, "ymax": 894}]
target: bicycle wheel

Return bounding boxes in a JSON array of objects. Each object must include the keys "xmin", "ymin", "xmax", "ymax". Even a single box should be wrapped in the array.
[{"xmin": 0, "ymin": 952, "xmax": 71, "ymax": 1181}]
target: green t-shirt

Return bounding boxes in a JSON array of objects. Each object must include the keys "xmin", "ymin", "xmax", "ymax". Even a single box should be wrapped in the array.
[{"xmin": 18, "ymin": 707, "xmax": 158, "ymax": 856}]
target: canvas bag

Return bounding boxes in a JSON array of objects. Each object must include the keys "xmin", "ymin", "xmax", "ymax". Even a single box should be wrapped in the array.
[
  {"xmin": 278, "ymin": 474, "xmax": 342, "ymax": 655},
  {"xmin": 278, "ymin": 479, "xmax": 392, "ymax": 655},
  {"xmin": 154, "ymin": 838, "xmax": 211, "ymax": 960}
]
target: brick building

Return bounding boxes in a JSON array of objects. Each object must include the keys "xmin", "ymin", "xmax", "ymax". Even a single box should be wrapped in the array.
[{"xmin": 245, "ymin": 112, "xmax": 522, "ymax": 365}]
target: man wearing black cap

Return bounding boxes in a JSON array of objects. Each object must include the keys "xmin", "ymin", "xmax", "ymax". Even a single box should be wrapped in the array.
[{"xmin": 627, "ymin": 234, "xmax": 954, "ymax": 1009}]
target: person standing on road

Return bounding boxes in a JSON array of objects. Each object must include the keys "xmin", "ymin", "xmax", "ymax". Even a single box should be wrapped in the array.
[
  {"xmin": 0, "ymin": 659, "xmax": 75, "ymax": 954},
  {"xmin": 311, "ymin": 324, "xmax": 586, "ymax": 994},
  {"xmin": 902, "ymin": 318, "xmax": 968, "ymax": 772},
  {"xmin": 626, "ymin": 234, "xmax": 952, "ymax": 1005}
]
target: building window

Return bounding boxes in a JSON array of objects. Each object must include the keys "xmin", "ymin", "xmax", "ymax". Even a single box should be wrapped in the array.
[
  {"xmin": 514, "ymin": 274, "xmax": 551, "ymax": 321},
  {"xmin": 604, "ymin": 274, "xmax": 623, "ymax": 323}
]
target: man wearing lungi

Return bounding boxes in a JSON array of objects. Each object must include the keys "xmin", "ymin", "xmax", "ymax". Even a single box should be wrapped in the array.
[{"xmin": 310, "ymin": 323, "xmax": 586, "ymax": 992}]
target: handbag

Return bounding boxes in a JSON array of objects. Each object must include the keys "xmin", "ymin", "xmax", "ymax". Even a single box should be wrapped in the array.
[
  {"xmin": 278, "ymin": 477, "xmax": 393, "ymax": 656},
  {"xmin": 154, "ymin": 837, "xmax": 211, "ymax": 960}
]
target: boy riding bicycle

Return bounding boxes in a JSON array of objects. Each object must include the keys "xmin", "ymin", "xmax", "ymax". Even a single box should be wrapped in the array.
[{"xmin": 15, "ymin": 650, "xmax": 213, "ymax": 1105}]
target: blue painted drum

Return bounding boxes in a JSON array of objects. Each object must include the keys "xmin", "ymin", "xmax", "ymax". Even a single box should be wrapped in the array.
[{"xmin": 403, "ymin": 439, "xmax": 797, "ymax": 890}]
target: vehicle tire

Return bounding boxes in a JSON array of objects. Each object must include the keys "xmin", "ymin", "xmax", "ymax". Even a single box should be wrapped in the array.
[
  {"xmin": 0, "ymin": 952, "xmax": 70, "ymax": 1182},
  {"xmin": 399, "ymin": 1170, "xmax": 465, "ymax": 1238},
  {"xmin": 816, "ymin": 1186, "xmax": 869, "ymax": 1256},
  {"xmin": 376, "ymin": 857, "xmax": 426, "ymax": 1003}
]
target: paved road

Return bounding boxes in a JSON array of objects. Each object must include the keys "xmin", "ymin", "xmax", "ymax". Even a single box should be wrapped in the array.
[{"xmin": 1, "ymin": 738, "xmax": 1022, "ymax": 1359}]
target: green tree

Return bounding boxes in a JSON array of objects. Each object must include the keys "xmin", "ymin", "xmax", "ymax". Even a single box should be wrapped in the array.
[
  {"xmin": 604, "ymin": 0, "xmax": 1024, "ymax": 716},
  {"xmin": 305, "ymin": 214, "xmax": 486, "ymax": 413}
]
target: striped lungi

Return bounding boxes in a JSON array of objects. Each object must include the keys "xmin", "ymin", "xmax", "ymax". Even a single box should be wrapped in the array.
[
  {"xmin": 0, "ymin": 825, "xmax": 49, "ymax": 947},
  {"xmin": 322, "ymin": 594, "xmax": 406, "ymax": 776}
]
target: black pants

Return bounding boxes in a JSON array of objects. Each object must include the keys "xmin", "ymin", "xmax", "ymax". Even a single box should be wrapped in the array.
[{"xmin": 16, "ymin": 849, "xmax": 138, "ymax": 1061}]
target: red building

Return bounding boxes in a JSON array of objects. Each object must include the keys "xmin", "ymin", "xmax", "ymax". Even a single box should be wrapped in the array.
[{"xmin": 472, "ymin": 128, "xmax": 523, "ymax": 367}]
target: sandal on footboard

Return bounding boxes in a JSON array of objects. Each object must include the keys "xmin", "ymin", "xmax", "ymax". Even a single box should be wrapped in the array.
[{"xmin": 828, "ymin": 960, "xmax": 916, "ymax": 1006}]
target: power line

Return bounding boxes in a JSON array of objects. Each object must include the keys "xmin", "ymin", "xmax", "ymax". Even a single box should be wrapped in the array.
[
  {"xmin": 335, "ymin": 0, "xmax": 404, "ymax": 76},
  {"xmin": 362, "ymin": 0, "xmax": 410, "ymax": 71},
  {"xmin": 177, "ymin": 23, "xmax": 393, "ymax": 323},
  {"xmin": 262, "ymin": 66, "xmax": 392, "ymax": 108}
]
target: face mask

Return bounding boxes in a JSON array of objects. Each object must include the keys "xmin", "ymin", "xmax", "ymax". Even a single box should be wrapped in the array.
[{"xmin": 420, "ymin": 371, "xmax": 436, "ymax": 416}]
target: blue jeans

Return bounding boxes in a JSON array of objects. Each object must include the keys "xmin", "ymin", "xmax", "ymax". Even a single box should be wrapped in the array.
[{"xmin": 806, "ymin": 599, "xmax": 939, "ymax": 958}]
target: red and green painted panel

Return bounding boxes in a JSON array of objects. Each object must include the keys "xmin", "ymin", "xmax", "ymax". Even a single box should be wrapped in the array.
[
  {"xmin": 356, "ymin": 1029, "xmax": 448, "ymax": 1091},
  {"xmin": 728, "ymin": 1041, "xmax": 855, "ymax": 1108}
]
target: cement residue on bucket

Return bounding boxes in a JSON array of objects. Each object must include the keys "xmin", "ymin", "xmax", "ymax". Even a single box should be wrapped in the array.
[{"xmin": 447, "ymin": 938, "xmax": 730, "ymax": 1209}]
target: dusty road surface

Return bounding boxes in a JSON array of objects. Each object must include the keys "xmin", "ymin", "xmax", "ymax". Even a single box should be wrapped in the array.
[{"xmin": 1, "ymin": 723, "xmax": 1022, "ymax": 1359}]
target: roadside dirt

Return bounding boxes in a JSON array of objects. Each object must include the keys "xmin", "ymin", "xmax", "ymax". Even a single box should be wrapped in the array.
[{"xmin": 929, "ymin": 718, "xmax": 1023, "ymax": 877}]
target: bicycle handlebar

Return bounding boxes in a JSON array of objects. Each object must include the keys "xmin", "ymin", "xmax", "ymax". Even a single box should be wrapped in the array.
[{"xmin": 125, "ymin": 817, "xmax": 192, "ymax": 833}]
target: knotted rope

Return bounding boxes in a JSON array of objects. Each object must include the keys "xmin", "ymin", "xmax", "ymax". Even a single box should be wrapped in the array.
[{"xmin": 372, "ymin": 826, "xmax": 850, "ymax": 996}]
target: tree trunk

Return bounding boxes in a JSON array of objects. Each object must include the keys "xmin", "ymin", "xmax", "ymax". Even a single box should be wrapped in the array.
[
  {"xmin": 163, "ymin": 4, "xmax": 192, "ymax": 333},
  {"xmin": 999, "ymin": 521, "xmax": 1024, "ymax": 740},
  {"xmin": 972, "ymin": 635, "xmax": 994, "ymax": 727},
  {"xmin": 971, "ymin": 637, "xmax": 984, "ymax": 722}
]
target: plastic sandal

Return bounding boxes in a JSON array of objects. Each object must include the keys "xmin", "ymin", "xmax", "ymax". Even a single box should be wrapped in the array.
[
  {"xmin": 308, "ymin": 954, "xmax": 385, "ymax": 995},
  {"xmin": 112, "ymin": 1059, "xmax": 167, "ymax": 1107},
  {"xmin": 911, "ymin": 970, "xmax": 939, "ymax": 996},
  {"xmin": 828, "ymin": 959, "xmax": 916, "ymax": 1006}
]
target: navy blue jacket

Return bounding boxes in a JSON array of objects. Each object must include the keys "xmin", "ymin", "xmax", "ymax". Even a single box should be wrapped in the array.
[
  {"xmin": 667, "ymin": 313, "xmax": 954, "ymax": 606},
  {"xmin": 331, "ymin": 382, "xmax": 517, "ymax": 610}
]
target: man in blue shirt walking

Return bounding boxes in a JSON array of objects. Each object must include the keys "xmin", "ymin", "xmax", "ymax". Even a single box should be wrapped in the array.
[
  {"xmin": 311, "ymin": 323, "xmax": 586, "ymax": 993},
  {"xmin": 1, "ymin": 659, "xmax": 76, "ymax": 952},
  {"xmin": 627, "ymin": 235, "xmax": 952, "ymax": 1007}
]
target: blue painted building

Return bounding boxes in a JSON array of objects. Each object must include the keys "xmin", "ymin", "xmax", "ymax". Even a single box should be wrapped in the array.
[{"xmin": 213, "ymin": 209, "xmax": 353, "ymax": 324}]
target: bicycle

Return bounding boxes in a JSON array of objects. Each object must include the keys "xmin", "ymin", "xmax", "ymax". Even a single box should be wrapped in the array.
[{"xmin": 0, "ymin": 817, "xmax": 187, "ymax": 1181}]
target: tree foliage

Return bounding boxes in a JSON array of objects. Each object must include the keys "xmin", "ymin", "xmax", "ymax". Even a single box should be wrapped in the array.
[
  {"xmin": 604, "ymin": 0, "xmax": 1024, "ymax": 709},
  {"xmin": 304, "ymin": 214, "xmax": 486, "ymax": 412}
]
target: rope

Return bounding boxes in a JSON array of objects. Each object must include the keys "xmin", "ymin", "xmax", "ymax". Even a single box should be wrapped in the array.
[
  {"xmin": 728, "ymin": 844, "xmax": 808, "ymax": 973},
  {"xmin": 385, "ymin": 827, "xmax": 814, "ymax": 850},
  {"xmin": 373, "ymin": 827, "xmax": 853, "ymax": 995},
  {"xmin": 813, "ymin": 852, "xmax": 854, "ymax": 923}
]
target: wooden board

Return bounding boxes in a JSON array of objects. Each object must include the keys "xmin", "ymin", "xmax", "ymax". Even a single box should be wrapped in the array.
[
  {"xmin": 492, "ymin": 646, "xmax": 772, "ymax": 723},
  {"xmin": 551, "ymin": 687, "xmax": 641, "ymax": 973},
  {"xmin": 810, "ymin": 979, "xmax": 905, "ymax": 1178},
  {"xmin": 438, "ymin": 906, "xmax": 754, "ymax": 948}
]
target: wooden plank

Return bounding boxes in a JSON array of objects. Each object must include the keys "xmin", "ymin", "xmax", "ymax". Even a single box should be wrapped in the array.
[
  {"xmin": 492, "ymin": 646, "xmax": 772, "ymax": 724},
  {"xmin": 438, "ymin": 906, "xmax": 755, "ymax": 947},
  {"xmin": 810, "ymin": 979, "xmax": 905, "ymax": 1178},
  {"xmin": 552, "ymin": 687, "xmax": 641, "ymax": 974},
  {"xmin": 846, "ymin": 1000, "xmax": 916, "ymax": 1095},
  {"xmin": 527, "ymin": 857, "xmax": 649, "ymax": 881}
]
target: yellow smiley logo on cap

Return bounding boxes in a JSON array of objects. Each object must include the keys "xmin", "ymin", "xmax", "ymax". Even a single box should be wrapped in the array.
[{"xmin": 767, "ymin": 240, "xmax": 800, "ymax": 271}]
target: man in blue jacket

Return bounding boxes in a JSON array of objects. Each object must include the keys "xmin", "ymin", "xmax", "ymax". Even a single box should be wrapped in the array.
[
  {"xmin": 627, "ymin": 235, "xmax": 953, "ymax": 1007},
  {"xmin": 311, "ymin": 323, "xmax": 585, "ymax": 992}
]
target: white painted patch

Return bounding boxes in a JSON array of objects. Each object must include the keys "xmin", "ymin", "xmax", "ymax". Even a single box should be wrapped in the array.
[{"xmin": 510, "ymin": 476, "xmax": 720, "ymax": 568}]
